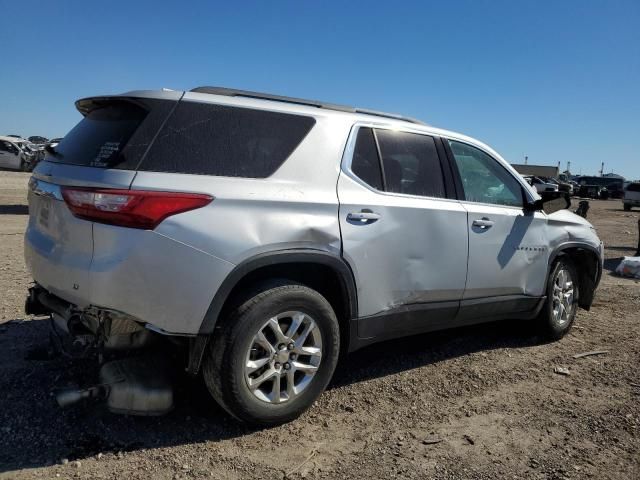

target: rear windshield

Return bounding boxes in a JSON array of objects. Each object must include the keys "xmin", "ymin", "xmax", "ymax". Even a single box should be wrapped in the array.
[
  {"xmin": 49, "ymin": 102, "xmax": 147, "ymax": 168},
  {"xmin": 47, "ymin": 99, "xmax": 175, "ymax": 169},
  {"xmin": 627, "ymin": 183, "xmax": 640, "ymax": 192},
  {"xmin": 138, "ymin": 101, "xmax": 316, "ymax": 178}
]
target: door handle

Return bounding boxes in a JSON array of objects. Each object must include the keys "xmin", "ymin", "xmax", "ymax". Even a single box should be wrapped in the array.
[
  {"xmin": 347, "ymin": 211, "xmax": 381, "ymax": 223},
  {"xmin": 472, "ymin": 218, "xmax": 494, "ymax": 229}
]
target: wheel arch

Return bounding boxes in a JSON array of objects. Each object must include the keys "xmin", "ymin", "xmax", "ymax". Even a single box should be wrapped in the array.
[
  {"xmin": 187, "ymin": 249, "xmax": 358, "ymax": 375},
  {"xmin": 547, "ymin": 242, "xmax": 602, "ymax": 310}
]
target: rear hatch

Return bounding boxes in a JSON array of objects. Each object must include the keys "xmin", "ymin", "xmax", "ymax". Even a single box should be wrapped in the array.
[{"xmin": 24, "ymin": 91, "xmax": 181, "ymax": 306}]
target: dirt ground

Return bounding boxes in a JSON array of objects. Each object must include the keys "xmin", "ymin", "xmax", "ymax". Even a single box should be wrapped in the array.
[{"xmin": 0, "ymin": 170, "xmax": 638, "ymax": 479}]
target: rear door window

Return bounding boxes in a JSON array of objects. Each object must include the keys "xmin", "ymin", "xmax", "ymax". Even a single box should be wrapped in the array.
[
  {"xmin": 350, "ymin": 127, "xmax": 384, "ymax": 190},
  {"xmin": 375, "ymin": 130, "xmax": 446, "ymax": 198},
  {"xmin": 139, "ymin": 102, "xmax": 316, "ymax": 178}
]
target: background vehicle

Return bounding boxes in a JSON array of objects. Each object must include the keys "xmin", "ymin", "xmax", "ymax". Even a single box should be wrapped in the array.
[
  {"xmin": 547, "ymin": 177, "xmax": 573, "ymax": 194},
  {"xmin": 522, "ymin": 175, "xmax": 559, "ymax": 193},
  {"xmin": 577, "ymin": 184, "xmax": 604, "ymax": 199},
  {"xmin": 0, "ymin": 136, "xmax": 25, "ymax": 170},
  {"xmin": 47, "ymin": 137, "xmax": 63, "ymax": 148},
  {"xmin": 576, "ymin": 175, "xmax": 624, "ymax": 199},
  {"xmin": 28, "ymin": 136, "xmax": 49, "ymax": 145},
  {"xmin": 623, "ymin": 182, "xmax": 640, "ymax": 211},
  {"xmin": 24, "ymin": 87, "xmax": 603, "ymax": 425}
]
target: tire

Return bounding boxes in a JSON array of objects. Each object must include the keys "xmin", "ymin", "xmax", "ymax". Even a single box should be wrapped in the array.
[
  {"xmin": 537, "ymin": 257, "xmax": 580, "ymax": 340},
  {"xmin": 623, "ymin": 203, "xmax": 631, "ymax": 211},
  {"xmin": 202, "ymin": 281, "xmax": 340, "ymax": 426}
]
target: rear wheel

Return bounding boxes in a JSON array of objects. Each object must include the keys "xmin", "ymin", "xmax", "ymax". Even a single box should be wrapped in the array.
[
  {"xmin": 624, "ymin": 203, "xmax": 631, "ymax": 211},
  {"xmin": 203, "ymin": 282, "xmax": 340, "ymax": 426},
  {"xmin": 537, "ymin": 257, "xmax": 579, "ymax": 340}
]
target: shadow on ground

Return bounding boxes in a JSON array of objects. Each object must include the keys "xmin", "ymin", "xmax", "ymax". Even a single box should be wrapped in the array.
[
  {"xmin": 0, "ymin": 204, "xmax": 28, "ymax": 215},
  {"xmin": 0, "ymin": 315, "xmax": 543, "ymax": 473}
]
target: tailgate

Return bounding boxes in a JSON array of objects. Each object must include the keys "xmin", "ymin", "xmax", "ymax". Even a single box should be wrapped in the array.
[
  {"xmin": 25, "ymin": 165, "xmax": 136, "ymax": 306},
  {"xmin": 23, "ymin": 92, "xmax": 180, "ymax": 306}
]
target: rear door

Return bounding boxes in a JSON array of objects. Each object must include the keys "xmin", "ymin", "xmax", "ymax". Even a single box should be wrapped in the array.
[
  {"xmin": 25, "ymin": 93, "xmax": 180, "ymax": 305},
  {"xmin": 338, "ymin": 126, "xmax": 468, "ymax": 340},
  {"xmin": 444, "ymin": 139, "xmax": 549, "ymax": 319}
]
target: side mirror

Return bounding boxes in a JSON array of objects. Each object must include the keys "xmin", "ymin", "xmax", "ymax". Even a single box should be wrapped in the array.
[
  {"xmin": 526, "ymin": 192, "xmax": 571, "ymax": 214},
  {"xmin": 524, "ymin": 199, "xmax": 544, "ymax": 212}
]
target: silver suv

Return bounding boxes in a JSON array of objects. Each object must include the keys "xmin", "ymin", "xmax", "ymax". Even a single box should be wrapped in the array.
[{"xmin": 24, "ymin": 87, "xmax": 603, "ymax": 425}]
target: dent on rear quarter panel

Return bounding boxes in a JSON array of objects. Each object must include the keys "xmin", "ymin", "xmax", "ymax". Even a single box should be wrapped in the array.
[
  {"xmin": 132, "ymin": 114, "xmax": 349, "ymax": 265},
  {"xmin": 122, "ymin": 114, "xmax": 349, "ymax": 332}
]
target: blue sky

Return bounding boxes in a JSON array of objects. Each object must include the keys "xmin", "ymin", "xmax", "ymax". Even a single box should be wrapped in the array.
[{"xmin": 1, "ymin": 0, "xmax": 638, "ymax": 178}]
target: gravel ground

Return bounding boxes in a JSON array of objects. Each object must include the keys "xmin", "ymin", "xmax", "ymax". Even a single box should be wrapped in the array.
[{"xmin": 0, "ymin": 170, "xmax": 638, "ymax": 479}]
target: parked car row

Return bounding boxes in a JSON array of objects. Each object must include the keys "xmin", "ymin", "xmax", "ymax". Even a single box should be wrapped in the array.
[
  {"xmin": 521, "ymin": 175, "xmax": 575, "ymax": 195},
  {"xmin": 0, "ymin": 135, "xmax": 57, "ymax": 171}
]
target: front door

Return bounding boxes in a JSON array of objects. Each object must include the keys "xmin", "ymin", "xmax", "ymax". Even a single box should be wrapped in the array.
[
  {"xmin": 445, "ymin": 139, "xmax": 549, "ymax": 318},
  {"xmin": 338, "ymin": 126, "xmax": 469, "ymax": 340}
]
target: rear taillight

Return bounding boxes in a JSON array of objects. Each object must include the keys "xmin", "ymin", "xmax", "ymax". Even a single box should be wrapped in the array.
[{"xmin": 61, "ymin": 187, "xmax": 213, "ymax": 230}]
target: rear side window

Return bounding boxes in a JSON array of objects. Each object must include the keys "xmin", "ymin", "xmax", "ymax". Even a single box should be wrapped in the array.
[
  {"xmin": 48, "ymin": 99, "xmax": 175, "ymax": 169},
  {"xmin": 139, "ymin": 102, "xmax": 316, "ymax": 177},
  {"xmin": 351, "ymin": 128, "xmax": 383, "ymax": 190},
  {"xmin": 627, "ymin": 183, "xmax": 640, "ymax": 192},
  {"xmin": 375, "ymin": 130, "xmax": 445, "ymax": 198}
]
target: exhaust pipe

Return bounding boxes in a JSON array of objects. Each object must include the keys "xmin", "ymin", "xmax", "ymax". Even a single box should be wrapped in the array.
[
  {"xmin": 55, "ymin": 385, "xmax": 107, "ymax": 408},
  {"xmin": 54, "ymin": 357, "xmax": 174, "ymax": 415}
]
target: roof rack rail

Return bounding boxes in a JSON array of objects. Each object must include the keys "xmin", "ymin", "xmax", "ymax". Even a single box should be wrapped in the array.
[{"xmin": 190, "ymin": 86, "xmax": 426, "ymax": 125}]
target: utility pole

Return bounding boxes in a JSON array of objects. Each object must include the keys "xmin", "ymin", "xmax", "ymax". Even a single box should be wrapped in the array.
[
  {"xmin": 524, "ymin": 155, "xmax": 528, "ymax": 165},
  {"xmin": 567, "ymin": 161, "xmax": 571, "ymax": 174},
  {"xmin": 600, "ymin": 162, "xmax": 604, "ymax": 176}
]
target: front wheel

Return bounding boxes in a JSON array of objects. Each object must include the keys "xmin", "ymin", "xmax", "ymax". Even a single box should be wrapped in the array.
[
  {"xmin": 203, "ymin": 282, "xmax": 340, "ymax": 426},
  {"xmin": 537, "ymin": 258, "xmax": 579, "ymax": 340},
  {"xmin": 624, "ymin": 203, "xmax": 631, "ymax": 211}
]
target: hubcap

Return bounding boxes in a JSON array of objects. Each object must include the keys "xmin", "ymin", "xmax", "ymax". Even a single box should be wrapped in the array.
[
  {"xmin": 552, "ymin": 267, "xmax": 575, "ymax": 326},
  {"xmin": 244, "ymin": 311, "xmax": 322, "ymax": 404}
]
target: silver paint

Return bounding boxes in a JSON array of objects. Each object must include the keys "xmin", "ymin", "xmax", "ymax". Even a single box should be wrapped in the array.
[{"xmin": 23, "ymin": 87, "xmax": 603, "ymax": 338}]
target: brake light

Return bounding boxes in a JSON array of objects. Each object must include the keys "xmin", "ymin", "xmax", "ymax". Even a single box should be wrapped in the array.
[{"xmin": 61, "ymin": 187, "xmax": 213, "ymax": 230}]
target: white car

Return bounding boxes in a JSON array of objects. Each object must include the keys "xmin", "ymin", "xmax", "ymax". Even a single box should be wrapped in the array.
[
  {"xmin": 522, "ymin": 175, "xmax": 559, "ymax": 193},
  {"xmin": 0, "ymin": 136, "xmax": 26, "ymax": 170},
  {"xmin": 623, "ymin": 183, "xmax": 640, "ymax": 211}
]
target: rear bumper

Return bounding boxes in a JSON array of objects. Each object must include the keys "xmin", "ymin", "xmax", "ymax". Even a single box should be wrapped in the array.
[
  {"xmin": 624, "ymin": 198, "xmax": 640, "ymax": 206},
  {"xmin": 25, "ymin": 222, "xmax": 236, "ymax": 335}
]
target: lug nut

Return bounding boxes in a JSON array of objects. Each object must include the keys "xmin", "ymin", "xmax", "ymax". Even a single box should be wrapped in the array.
[
  {"xmin": 278, "ymin": 343, "xmax": 286, "ymax": 351},
  {"xmin": 290, "ymin": 353, "xmax": 297, "ymax": 361},
  {"xmin": 283, "ymin": 362, "xmax": 291, "ymax": 370},
  {"xmin": 287, "ymin": 343, "xmax": 294, "ymax": 350},
  {"xmin": 274, "ymin": 362, "xmax": 281, "ymax": 369}
]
